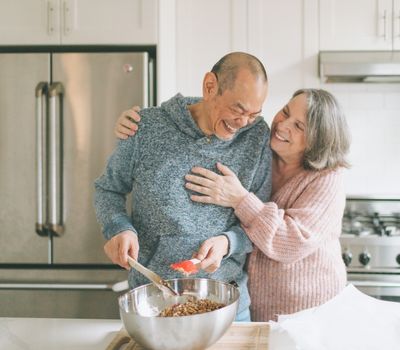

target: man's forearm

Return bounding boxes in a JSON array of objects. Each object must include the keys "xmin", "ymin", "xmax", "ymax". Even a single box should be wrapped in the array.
[{"xmin": 94, "ymin": 183, "xmax": 136, "ymax": 240}]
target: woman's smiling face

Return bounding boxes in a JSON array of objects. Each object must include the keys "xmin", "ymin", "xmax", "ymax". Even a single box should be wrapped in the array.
[{"xmin": 270, "ymin": 93, "xmax": 308, "ymax": 163}]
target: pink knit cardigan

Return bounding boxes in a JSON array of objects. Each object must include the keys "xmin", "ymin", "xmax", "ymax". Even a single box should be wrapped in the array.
[{"xmin": 235, "ymin": 168, "xmax": 347, "ymax": 322}]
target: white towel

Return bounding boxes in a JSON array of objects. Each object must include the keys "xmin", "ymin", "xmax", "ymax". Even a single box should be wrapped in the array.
[{"xmin": 269, "ymin": 284, "xmax": 400, "ymax": 350}]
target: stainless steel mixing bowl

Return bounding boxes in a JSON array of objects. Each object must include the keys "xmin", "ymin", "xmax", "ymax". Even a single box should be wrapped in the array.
[{"xmin": 118, "ymin": 278, "xmax": 239, "ymax": 350}]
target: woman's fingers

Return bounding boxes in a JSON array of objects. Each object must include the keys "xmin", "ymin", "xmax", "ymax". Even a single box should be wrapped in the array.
[
  {"xmin": 121, "ymin": 117, "xmax": 138, "ymax": 129},
  {"xmin": 114, "ymin": 108, "xmax": 141, "ymax": 138},
  {"xmin": 116, "ymin": 123, "xmax": 132, "ymax": 134},
  {"xmin": 131, "ymin": 105, "xmax": 141, "ymax": 113},
  {"xmin": 115, "ymin": 117, "xmax": 138, "ymax": 138},
  {"xmin": 191, "ymin": 166, "xmax": 219, "ymax": 180},
  {"xmin": 115, "ymin": 131, "xmax": 129, "ymax": 140},
  {"xmin": 190, "ymin": 194, "xmax": 214, "ymax": 203},
  {"xmin": 127, "ymin": 107, "xmax": 141, "ymax": 122},
  {"xmin": 216, "ymin": 162, "xmax": 235, "ymax": 176},
  {"xmin": 185, "ymin": 174, "xmax": 215, "ymax": 188},
  {"xmin": 185, "ymin": 182, "xmax": 212, "ymax": 195},
  {"xmin": 120, "ymin": 117, "xmax": 138, "ymax": 134},
  {"xmin": 116, "ymin": 125, "xmax": 134, "ymax": 138}
]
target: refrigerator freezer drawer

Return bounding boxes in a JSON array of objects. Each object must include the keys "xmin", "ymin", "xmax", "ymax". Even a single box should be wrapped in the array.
[
  {"xmin": 0, "ymin": 282, "xmax": 115, "ymax": 290},
  {"xmin": 0, "ymin": 266, "xmax": 128, "ymax": 318},
  {"xmin": 0, "ymin": 289, "xmax": 121, "ymax": 319}
]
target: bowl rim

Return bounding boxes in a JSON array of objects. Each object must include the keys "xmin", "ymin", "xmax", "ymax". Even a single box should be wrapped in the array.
[{"xmin": 118, "ymin": 277, "xmax": 240, "ymax": 318}]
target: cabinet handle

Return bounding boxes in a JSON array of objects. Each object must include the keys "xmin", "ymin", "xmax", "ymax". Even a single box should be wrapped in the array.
[
  {"xmin": 381, "ymin": 9, "xmax": 388, "ymax": 41},
  {"xmin": 397, "ymin": 10, "xmax": 400, "ymax": 37},
  {"xmin": 47, "ymin": 0, "xmax": 55, "ymax": 35},
  {"xmin": 63, "ymin": 1, "xmax": 70, "ymax": 35}
]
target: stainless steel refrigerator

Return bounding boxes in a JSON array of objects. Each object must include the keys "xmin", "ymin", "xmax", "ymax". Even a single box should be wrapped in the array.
[{"xmin": 0, "ymin": 49, "xmax": 155, "ymax": 318}]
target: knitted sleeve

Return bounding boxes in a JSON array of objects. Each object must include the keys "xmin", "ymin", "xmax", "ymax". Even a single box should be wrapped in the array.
[
  {"xmin": 234, "ymin": 170, "xmax": 345, "ymax": 263},
  {"xmin": 93, "ymin": 135, "xmax": 139, "ymax": 240}
]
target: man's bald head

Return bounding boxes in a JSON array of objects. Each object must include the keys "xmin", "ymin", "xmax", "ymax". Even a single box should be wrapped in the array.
[{"xmin": 211, "ymin": 52, "xmax": 268, "ymax": 95}]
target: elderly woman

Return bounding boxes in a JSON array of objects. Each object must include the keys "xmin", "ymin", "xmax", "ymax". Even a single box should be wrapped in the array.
[{"xmin": 115, "ymin": 88, "xmax": 351, "ymax": 322}]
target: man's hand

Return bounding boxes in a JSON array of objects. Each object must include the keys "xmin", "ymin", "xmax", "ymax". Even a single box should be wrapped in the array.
[
  {"xmin": 193, "ymin": 235, "xmax": 229, "ymax": 273},
  {"xmin": 114, "ymin": 106, "xmax": 141, "ymax": 139},
  {"xmin": 104, "ymin": 230, "xmax": 139, "ymax": 270}
]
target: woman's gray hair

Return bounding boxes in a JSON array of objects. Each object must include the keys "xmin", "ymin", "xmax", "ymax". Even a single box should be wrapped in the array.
[{"xmin": 292, "ymin": 89, "xmax": 351, "ymax": 170}]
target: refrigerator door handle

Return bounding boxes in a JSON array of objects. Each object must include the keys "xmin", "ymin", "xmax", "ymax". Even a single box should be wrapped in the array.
[
  {"xmin": 148, "ymin": 57, "xmax": 155, "ymax": 107},
  {"xmin": 35, "ymin": 83, "xmax": 48, "ymax": 237},
  {"xmin": 142, "ymin": 53, "xmax": 149, "ymax": 107},
  {"xmin": 48, "ymin": 83, "xmax": 64, "ymax": 236}
]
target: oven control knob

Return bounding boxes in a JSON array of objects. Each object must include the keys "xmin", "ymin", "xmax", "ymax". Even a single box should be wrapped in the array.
[
  {"xmin": 396, "ymin": 254, "xmax": 400, "ymax": 265},
  {"xmin": 342, "ymin": 250, "xmax": 352, "ymax": 267},
  {"xmin": 359, "ymin": 251, "xmax": 371, "ymax": 266}
]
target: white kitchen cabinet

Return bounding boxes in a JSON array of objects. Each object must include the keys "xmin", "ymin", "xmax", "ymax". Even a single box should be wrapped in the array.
[
  {"xmin": 0, "ymin": 0, "xmax": 60, "ymax": 45},
  {"xmin": 0, "ymin": 0, "xmax": 157, "ymax": 45},
  {"xmin": 319, "ymin": 0, "xmax": 397, "ymax": 50},
  {"xmin": 394, "ymin": 0, "xmax": 400, "ymax": 49},
  {"xmin": 172, "ymin": 0, "xmax": 248, "ymax": 97},
  {"xmin": 157, "ymin": 0, "xmax": 318, "ymax": 114}
]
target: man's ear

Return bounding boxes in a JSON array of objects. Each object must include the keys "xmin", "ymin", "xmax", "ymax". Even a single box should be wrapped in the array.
[{"xmin": 202, "ymin": 72, "xmax": 218, "ymax": 100}]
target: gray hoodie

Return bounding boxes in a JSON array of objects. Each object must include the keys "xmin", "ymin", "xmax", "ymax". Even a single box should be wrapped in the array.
[{"xmin": 94, "ymin": 93, "xmax": 272, "ymax": 314}]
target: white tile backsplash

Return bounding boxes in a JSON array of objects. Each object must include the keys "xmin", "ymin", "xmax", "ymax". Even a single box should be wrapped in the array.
[
  {"xmin": 267, "ymin": 86, "xmax": 400, "ymax": 197},
  {"xmin": 347, "ymin": 92, "xmax": 385, "ymax": 110},
  {"xmin": 384, "ymin": 93, "xmax": 400, "ymax": 110},
  {"xmin": 343, "ymin": 103, "xmax": 400, "ymax": 197}
]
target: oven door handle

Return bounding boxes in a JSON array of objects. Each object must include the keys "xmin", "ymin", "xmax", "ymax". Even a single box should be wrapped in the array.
[{"xmin": 350, "ymin": 281, "xmax": 400, "ymax": 288}]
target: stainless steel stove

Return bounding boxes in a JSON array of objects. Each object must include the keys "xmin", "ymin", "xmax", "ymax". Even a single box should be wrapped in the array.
[{"xmin": 340, "ymin": 197, "xmax": 400, "ymax": 302}]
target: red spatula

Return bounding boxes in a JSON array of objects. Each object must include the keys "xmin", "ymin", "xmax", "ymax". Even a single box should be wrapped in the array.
[{"xmin": 170, "ymin": 258, "xmax": 201, "ymax": 276}]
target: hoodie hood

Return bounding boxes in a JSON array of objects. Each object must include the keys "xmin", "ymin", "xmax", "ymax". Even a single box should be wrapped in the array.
[
  {"xmin": 161, "ymin": 93, "xmax": 203, "ymax": 139},
  {"xmin": 160, "ymin": 93, "xmax": 264, "ymax": 141}
]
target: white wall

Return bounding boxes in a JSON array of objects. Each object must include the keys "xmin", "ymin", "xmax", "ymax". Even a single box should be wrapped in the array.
[
  {"xmin": 158, "ymin": 0, "xmax": 400, "ymax": 197},
  {"xmin": 167, "ymin": 0, "xmax": 313, "ymax": 122},
  {"xmin": 323, "ymin": 84, "xmax": 400, "ymax": 197}
]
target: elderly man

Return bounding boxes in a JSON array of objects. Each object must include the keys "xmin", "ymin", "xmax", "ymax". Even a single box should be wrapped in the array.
[{"xmin": 94, "ymin": 52, "xmax": 271, "ymax": 321}]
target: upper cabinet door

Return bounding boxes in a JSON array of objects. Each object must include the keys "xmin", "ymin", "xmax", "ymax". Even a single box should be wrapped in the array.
[
  {"xmin": 0, "ymin": 0, "xmax": 61, "ymax": 45},
  {"xmin": 60, "ymin": 0, "xmax": 158, "ymax": 45},
  {"xmin": 0, "ymin": 0, "xmax": 157, "ymax": 45},
  {"xmin": 319, "ymin": 0, "xmax": 393, "ymax": 50},
  {"xmin": 394, "ymin": 0, "xmax": 400, "ymax": 49}
]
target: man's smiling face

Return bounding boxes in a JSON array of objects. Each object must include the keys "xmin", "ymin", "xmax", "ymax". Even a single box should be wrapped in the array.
[{"xmin": 207, "ymin": 69, "xmax": 268, "ymax": 140}]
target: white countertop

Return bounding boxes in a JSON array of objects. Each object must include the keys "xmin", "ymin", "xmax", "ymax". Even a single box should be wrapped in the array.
[{"xmin": 0, "ymin": 317, "xmax": 123, "ymax": 350}]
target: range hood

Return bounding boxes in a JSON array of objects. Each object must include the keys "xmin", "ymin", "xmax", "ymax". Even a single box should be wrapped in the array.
[{"xmin": 319, "ymin": 51, "xmax": 400, "ymax": 83}]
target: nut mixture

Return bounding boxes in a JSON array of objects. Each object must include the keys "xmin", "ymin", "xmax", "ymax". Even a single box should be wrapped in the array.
[{"xmin": 159, "ymin": 298, "xmax": 225, "ymax": 317}]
